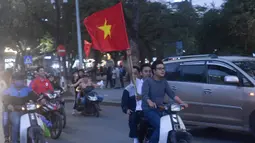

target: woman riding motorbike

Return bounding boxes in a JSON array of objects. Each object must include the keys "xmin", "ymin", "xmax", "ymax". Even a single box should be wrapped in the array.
[
  {"xmin": 48, "ymin": 75, "xmax": 63, "ymax": 92},
  {"xmin": 69, "ymin": 74, "xmax": 103, "ymax": 112}
]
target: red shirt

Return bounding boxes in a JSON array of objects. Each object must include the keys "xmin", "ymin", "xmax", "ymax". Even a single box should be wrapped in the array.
[{"xmin": 31, "ymin": 77, "xmax": 53, "ymax": 95}]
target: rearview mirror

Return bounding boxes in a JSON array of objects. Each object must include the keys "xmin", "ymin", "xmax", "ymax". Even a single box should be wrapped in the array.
[{"xmin": 224, "ymin": 75, "xmax": 239, "ymax": 84}]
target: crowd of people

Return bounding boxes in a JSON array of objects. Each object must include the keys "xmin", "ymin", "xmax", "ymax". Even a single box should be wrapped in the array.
[
  {"xmin": 0, "ymin": 66, "xmax": 103, "ymax": 143},
  {"xmin": 0, "ymin": 59, "xmax": 189, "ymax": 143},
  {"xmin": 105, "ymin": 64, "xmax": 126, "ymax": 89}
]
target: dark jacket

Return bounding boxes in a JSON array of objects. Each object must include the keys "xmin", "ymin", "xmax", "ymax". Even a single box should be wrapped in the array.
[
  {"xmin": 121, "ymin": 84, "xmax": 136, "ymax": 114},
  {"xmin": 51, "ymin": 81, "xmax": 63, "ymax": 92}
]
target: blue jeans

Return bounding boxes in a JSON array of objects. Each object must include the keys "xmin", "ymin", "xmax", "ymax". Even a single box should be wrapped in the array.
[
  {"xmin": 2, "ymin": 112, "xmax": 9, "ymax": 138},
  {"xmin": 143, "ymin": 109, "xmax": 162, "ymax": 143},
  {"xmin": 128, "ymin": 112, "xmax": 137, "ymax": 138},
  {"xmin": 2, "ymin": 112, "xmax": 22, "ymax": 143}
]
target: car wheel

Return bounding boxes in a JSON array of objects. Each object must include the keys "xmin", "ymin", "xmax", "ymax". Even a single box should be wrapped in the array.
[{"xmin": 249, "ymin": 111, "xmax": 255, "ymax": 136}]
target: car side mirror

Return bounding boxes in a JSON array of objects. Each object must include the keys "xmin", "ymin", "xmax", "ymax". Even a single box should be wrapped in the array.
[{"xmin": 224, "ymin": 75, "xmax": 239, "ymax": 84}]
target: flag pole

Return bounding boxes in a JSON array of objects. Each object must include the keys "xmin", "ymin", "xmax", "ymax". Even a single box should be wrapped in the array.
[{"xmin": 126, "ymin": 49, "xmax": 140, "ymax": 98}]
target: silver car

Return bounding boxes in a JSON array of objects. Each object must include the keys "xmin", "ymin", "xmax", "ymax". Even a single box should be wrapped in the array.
[{"xmin": 163, "ymin": 54, "xmax": 255, "ymax": 134}]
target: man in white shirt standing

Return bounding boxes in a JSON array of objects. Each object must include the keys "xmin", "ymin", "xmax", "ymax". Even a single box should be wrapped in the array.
[{"xmin": 135, "ymin": 63, "xmax": 152, "ymax": 143}]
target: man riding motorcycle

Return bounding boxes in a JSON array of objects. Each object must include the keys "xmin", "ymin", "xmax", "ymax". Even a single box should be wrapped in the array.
[
  {"xmin": 2, "ymin": 73, "xmax": 40, "ymax": 143},
  {"xmin": 142, "ymin": 60, "xmax": 188, "ymax": 143},
  {"xmin": 30, "ymin": 66, "xmax": 54, "ymax": 95}
]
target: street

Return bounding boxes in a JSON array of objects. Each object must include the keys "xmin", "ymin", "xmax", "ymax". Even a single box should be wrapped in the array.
[
  {"xmin": 0, "ymin": 102, "xmax": 253, "ymax": 142},
  {"xmin": 47, "ymin": 103, "xmax": 253, "ymax": 143}
]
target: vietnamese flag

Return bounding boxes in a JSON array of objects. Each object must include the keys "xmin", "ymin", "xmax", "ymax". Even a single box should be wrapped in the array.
[
  {"xmin": 84, "ymin": 40, "xmax": 92, "ymax": 58},
  {"xmin": 84, "ymin": 2, "xmax": 130, "ymax": 52}
]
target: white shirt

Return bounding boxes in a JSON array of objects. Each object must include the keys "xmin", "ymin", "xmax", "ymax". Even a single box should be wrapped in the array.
[
  {"xmin": 135, "ymin": 78, "xmax": 143, "ymax": 111},
  {"xmin": 125, "ymin": 83, "xmax": 136, "ymax": 97},
  {"xmin": 115, "ymin": 67, "xmax": 120, "ymax": 78}
]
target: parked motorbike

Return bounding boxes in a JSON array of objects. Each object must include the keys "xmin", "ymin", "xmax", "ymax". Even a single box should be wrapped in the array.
[
  {"xmin": 39, "ymin": 94, "xmax": 63, "ymax": 139},
  {"xmin": 138, "ymin": 103, "xmax": 192, "ymax": 143},
  {"xmin": 18, "ymin": 101, "xmax": 46, "ymax": 143}
]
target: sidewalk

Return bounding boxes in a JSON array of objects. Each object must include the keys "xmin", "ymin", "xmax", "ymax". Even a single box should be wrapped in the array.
[{"xmin": 63, "ymin": 88, "xmax": 123, "ymax": 106}]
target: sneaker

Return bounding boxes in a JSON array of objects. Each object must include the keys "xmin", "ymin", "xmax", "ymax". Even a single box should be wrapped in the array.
[
  {"xmin": 72, "ymin": 110, "xmax": 77, "ymax": 115},
  {"xmin": 4, "ymin": 137, "xmax": 10, "ymax": 143}
]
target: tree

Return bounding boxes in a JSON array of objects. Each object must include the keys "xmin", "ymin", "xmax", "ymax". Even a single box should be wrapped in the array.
[
  {"xmin": 0, "ymin": 0, "xmax": 50, "ymax": 70},
  {"xmin": 221, "ymin": 0, "xmax": 255, "ymax": 54}
]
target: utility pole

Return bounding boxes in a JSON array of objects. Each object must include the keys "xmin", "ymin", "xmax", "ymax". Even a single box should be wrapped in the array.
[
  {"xmin": 51, "ymin": 0, "xmax": 68, "ymax": 90},
  {"xmin": 56, "ymin": 0, "xmax": 60, "ymax": 46},
  {"xmin": 75, "ymin": 0, "xmax": 83, "ymax": 68}
]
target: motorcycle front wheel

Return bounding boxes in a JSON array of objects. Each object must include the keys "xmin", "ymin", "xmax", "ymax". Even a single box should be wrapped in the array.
[
  {"xmin": 60, "ymin": 107, "xmax": 67, "ymax": 128},
  {"xmin": 93, "ymin": 103, "xmax": 100, "ymax": 117},
  {"xmin": 28, "ymin": 127, "xmax": 46, "ymax": 143},
  {"xmin": 50, "ymin": 112, "xmax": 63, "ymax": 139},
  {"xmin": 33, "ymin": 135, "xmax": 46, "ymax": 143}
]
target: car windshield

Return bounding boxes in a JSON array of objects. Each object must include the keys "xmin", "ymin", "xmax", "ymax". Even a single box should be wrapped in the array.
[{"xmin": 233, "ymin": 61, "xmax": 255, "ymax": 78}]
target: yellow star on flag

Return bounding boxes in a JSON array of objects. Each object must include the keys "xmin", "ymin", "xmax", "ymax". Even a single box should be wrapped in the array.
[{"xmin": 98, "ymin": 19, "xmax": 112, "ymax": 39}]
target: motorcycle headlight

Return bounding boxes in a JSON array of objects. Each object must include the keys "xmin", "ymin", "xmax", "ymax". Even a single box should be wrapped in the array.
[
  {"xmin": 171, "ymin": 104, "xmax": 181, "ymax": 112},
  {"xmin": 88, "ymin": 96, "xmax": 98, "ymax": 101},
  {"xmin": 54, "ymin": 90, "xmax": 61, "ymax": 95},
  {"xmin": 46, "ymin": 93, "xmax": 56, "ymax": 99},
  {"xmin": 26, "ymin": 103, "xmax": 37, "ymax": 111},
  {"xmin": 36, "ymin": 104, "xmax": 41, "ymax": 109}
]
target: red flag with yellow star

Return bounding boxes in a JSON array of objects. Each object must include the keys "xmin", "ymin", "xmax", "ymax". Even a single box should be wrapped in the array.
[
  {"xmin": 84, "ymin": 40, "xmax": 92, "ymax": 58},
  {"xmin": 84, "ymin": 2, "xmax": 130, "ymax": 52}
]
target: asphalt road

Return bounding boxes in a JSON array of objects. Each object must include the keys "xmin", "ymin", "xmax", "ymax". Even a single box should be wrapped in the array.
[
  {"xmin": 51, "ymin": 103, "xmax": 254, "ymax": 143},
  {"xmin": 0, "ymin": 103, "xmax": 254, "ymax": 143}
]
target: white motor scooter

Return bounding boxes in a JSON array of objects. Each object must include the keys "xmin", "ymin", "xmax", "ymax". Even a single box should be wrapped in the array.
[
  {"xmin": 159, "ymin": 103, "xmax": 192, "ymax": 143},
  {"xmin": 20, "ymin": 101, "xmax": 46, "ymax": 143}
]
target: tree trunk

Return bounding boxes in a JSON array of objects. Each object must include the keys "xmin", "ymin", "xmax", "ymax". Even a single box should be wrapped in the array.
[
  {"xmin": 130, "ymin": 0, "xmax": 140, "ymax": 67},
  {"xmin": 130, "ymin": 39, "xmax": 140, "ymax": 66}
]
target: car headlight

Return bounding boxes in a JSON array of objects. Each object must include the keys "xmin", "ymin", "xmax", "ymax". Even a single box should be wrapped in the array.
[{"xmin": 171, "ymin": 104, "xmax": 181, "ymax": 112}]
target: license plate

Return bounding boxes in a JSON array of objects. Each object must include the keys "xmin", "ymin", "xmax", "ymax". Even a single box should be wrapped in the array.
[{"xmin": 174, "ymin": 124, "xmax": 181, "ymax": 130}]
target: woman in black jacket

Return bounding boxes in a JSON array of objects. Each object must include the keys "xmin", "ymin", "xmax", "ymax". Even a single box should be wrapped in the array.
[
  {"xmin": 71, "ymin": 71, "xmax": 79, "ymax": 115},
  {"xmin": 49, "ymin": 75, "xmax": 63, "ymax": 91}
]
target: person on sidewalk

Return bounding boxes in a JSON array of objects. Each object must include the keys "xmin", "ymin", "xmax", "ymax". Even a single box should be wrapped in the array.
[
  {"xmin": 114, "ymin": 65, "xmax": 121, "ymax": 89},
  {"xmin": 105, "ymin": 66, "xmax": 113, "ymax": 88},
  {"xmin": 121, "ymin": 66, "xmax": 140, "ymax": 143},
  {"xmin": 119, "ymin": 64, "xmax": 126, "ymax": 88},
  {"xmin": 112, "ymin": 67, "xmax": 117, "ymax": 87}
]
